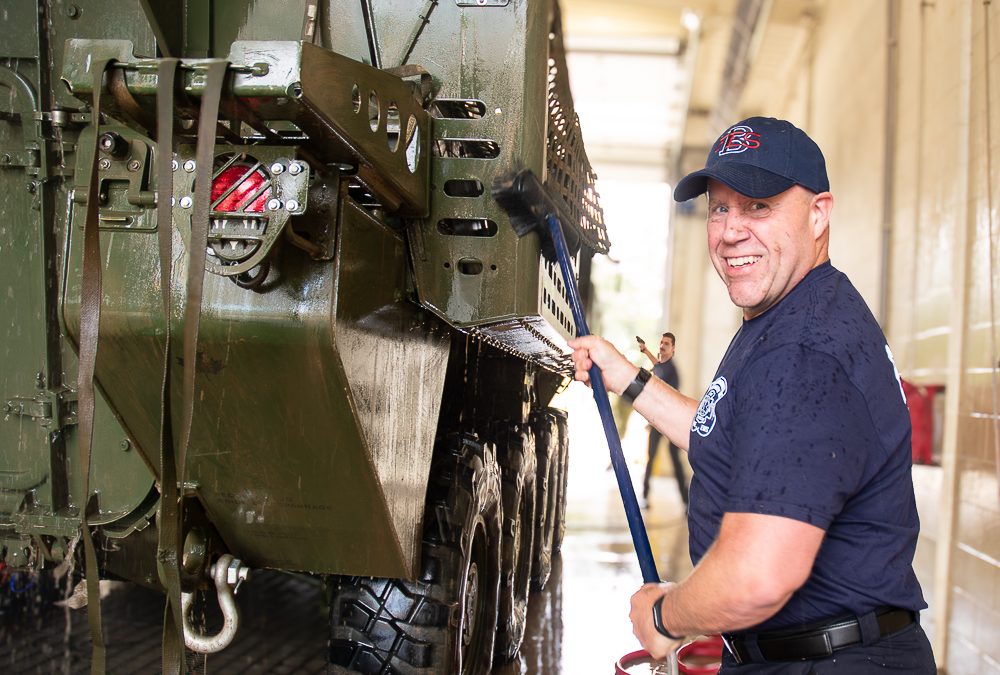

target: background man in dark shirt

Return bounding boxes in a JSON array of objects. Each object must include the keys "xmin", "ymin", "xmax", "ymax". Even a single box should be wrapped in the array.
[{"xmin": 638, "ymin": 333, "xmax": 687, "ymax": 507}]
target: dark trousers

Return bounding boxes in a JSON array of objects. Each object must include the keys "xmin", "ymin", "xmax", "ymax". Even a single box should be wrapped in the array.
[
  {"xmin": 719, "ymin": 619, "xmax": 936, "ymax": 674},
  {"xmin": 644, "ymin": 428, "xmax": 688, "ymax": 504}
]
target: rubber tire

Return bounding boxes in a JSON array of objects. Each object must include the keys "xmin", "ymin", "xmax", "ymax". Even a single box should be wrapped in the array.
[
  {"xmin": 550, "ymin": 409, "xmax": 570, "ymax": 553},
  {"xmin": 328, "ymin": 433, "xmax": 502, "ymax": 674},
  {"xmin": 492, "ymin": 422, "xmax": 536, "ymax": 663},
  {"xmin": 529, "ymin": 410, "xmax": 558, "ymax": 591}
]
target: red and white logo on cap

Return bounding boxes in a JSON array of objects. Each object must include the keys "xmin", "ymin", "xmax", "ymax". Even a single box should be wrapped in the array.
[{"xmin": 715, "ymin": 125, "xmax": 761, "ymax": 156}]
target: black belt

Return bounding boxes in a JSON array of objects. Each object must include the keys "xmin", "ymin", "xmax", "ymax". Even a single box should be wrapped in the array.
[{"xmin": 723, "ymin": 607, "xmax": 916, "ymax": 664}]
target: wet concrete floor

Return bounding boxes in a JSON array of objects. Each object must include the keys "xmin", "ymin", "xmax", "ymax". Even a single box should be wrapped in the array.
[{"xmin": 1, "ymin": 398, "xmax": 693, "ymax": 674}]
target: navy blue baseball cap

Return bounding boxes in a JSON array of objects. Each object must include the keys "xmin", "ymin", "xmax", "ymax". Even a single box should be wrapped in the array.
[{"xmin": 673, "ymin": 117, "xmax": 830, "ymax": 202}]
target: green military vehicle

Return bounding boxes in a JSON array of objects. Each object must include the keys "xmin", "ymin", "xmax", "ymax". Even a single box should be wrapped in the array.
[{"xmin": 0, "ymin": 0, "xmax": 607, "ymax": 672}]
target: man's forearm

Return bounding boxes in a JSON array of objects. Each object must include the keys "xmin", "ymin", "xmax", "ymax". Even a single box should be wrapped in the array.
[
  {"xmin": 657, "ymin": 513, "xmax": 823, "ymax": 636},
  {"xmin": 660, "ymin": 544, "xmax": 792, "ymax": 636}
]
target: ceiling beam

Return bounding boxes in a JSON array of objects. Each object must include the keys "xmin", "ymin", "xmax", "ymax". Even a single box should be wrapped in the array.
[{"xmin": 711, "ymin": 0, "xmax": 773, "ymax": 130}]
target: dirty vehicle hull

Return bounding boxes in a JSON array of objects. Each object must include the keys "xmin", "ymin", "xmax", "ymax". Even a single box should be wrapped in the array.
[{"xmin": 0, "ymin": 0, "xmax": 605, "ymax": 671}]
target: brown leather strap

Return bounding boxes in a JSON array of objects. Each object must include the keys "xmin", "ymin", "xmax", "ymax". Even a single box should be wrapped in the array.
[
  {"xmin": 383, "ymin": 63, "xmax": 434, "ymax": 104},
  {"xmin": 178, "ymin": 59, "xmax": 228, "ymax": 485},
  {"xmin": 156, "ymin": 57, "xmax": 229, "ymax": 675},
  {"xmin": 154, "ymin": 57, "xmax": 185, "ymax": 675},
  {"xmin": 300, "ymin": 0, "xmax": 320, "ymax": 44},
  {"xmin": 108, "ymin": 66, "xmax": 156, "ymax": 132},
  {"xmin": 78, "ymin": 57, "xmax": 114, "ymax": 675}
]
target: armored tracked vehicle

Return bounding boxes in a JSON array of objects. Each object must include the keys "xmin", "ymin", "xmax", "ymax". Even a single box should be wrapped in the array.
[{"xmin": 0, "ymin": 0, "xmax": 607, "ymax": 671}]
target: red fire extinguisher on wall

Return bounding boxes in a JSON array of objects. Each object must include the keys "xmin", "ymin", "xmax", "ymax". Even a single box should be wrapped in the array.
[{"xmin": 901, "ymin": 379, "xmax": 942, "ymax": 465}]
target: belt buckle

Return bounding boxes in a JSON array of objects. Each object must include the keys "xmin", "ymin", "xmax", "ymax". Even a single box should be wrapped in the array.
[{"xmin": 720, "ymin": 634, "xmax": 742, "ymax": 665}]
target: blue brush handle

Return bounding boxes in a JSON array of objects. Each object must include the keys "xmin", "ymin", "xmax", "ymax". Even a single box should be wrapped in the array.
[{"xmin": 545, "ymin": 214, "xmax": 660, "ymax": 585}]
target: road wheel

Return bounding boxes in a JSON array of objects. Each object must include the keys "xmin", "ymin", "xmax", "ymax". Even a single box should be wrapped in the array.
[
  {"xmin": 492, "ymin": 423, "xmax": 536, "ymax": 663},
  {"xmin": 328, "ymin": 433, "xmax": 502, "ymax": 674},
  {"xmin": 529, "ymin": 410, "xmax": 558, "ymax": 591},
  {"xmin": 550, "ymin": 409, "xmax": 570, "ymax": 552}
]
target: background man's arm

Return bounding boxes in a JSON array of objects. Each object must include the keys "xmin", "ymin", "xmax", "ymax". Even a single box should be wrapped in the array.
[{"xmin": 637, "ymin": 338, "xmax": 658, "ymax": 366}]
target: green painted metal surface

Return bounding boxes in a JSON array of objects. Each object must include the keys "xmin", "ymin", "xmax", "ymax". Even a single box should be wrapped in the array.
[
  {"xmin": 60, "ymin": 128, "xmax": 448, "ymax": 575},
  {"xmin": 0, "ymin": 0, "xmax": 39, "ymax": 59},
  {"xmin": 323, "ymin": 1, "xmax": 606, "ymax": 373},
  {"xmin": 61, "ymin": 39, "xmax": 432, "ymax": 216},
  {"xmin": 2, "ymin": 0, "xmax": 604, "ymax": 583},
  {"xmin": 1, "ymin": 13, "xmax": 154, "ymax": 545},
  {"xmin": 327, "ymin": 1, "xmax": 550, "ymax": 331},
  {"xmin": 0, "ymin": 61, "xmax": 51, "ymax": 520}
]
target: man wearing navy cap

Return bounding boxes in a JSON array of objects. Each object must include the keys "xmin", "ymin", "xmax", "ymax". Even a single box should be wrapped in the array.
[{"xmin": 569, "ymin": 117, "xmax": 935, "ymax": 672}]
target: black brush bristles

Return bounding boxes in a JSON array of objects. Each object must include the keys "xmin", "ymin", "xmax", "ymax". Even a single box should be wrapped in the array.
[
  {"xmin": 491, "ymin": 170, "xmax": 550, "ymax": 237},
  {"xmin": 492, "ymin": 169, "xmax": 580, "ymax": 261}
]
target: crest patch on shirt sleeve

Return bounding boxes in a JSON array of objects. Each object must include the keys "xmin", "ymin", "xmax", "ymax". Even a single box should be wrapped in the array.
[{"xmin": 692, "ymin": 376, "xmax": 728, "ymax": 438}]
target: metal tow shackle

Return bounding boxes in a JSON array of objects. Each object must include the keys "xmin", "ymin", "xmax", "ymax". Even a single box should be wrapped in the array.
[{"xmin": 181, "ymin": 554, "xmax": 250, "ymax": 653}]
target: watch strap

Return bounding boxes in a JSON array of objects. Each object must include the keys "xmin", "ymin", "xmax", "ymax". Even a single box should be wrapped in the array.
[
  {"xmin": 622, "ymin": 367, "xmax": 651, "ymax": 404},
  {"xmin": 652, "ymin": 596, "xmax": 683, "ymax": 640}
]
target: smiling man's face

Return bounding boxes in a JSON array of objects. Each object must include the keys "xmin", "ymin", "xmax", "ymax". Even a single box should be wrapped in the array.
[{"xmin": 705, "ymin": 180, "xmax": 833, "ymax": 320}]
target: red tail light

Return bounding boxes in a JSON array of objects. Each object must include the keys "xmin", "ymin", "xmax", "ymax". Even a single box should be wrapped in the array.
[{"xmin": 211, "ymin": 164, "xmax": 271, "ymax": 213}]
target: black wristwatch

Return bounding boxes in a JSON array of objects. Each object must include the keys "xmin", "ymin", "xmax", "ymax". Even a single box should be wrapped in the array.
[
  {"xmin": 652, "ymin": 596, "xmax": 683, "ymax": 640},
  {"xmin": 622, "ymin": 367, "xmax": 651, "ymax": 404}
]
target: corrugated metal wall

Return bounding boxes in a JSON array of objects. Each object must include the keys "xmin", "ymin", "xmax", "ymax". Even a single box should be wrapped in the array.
[{"xmin": 669, "ymin": 2, "xmax": 1000, "ymax": 672}]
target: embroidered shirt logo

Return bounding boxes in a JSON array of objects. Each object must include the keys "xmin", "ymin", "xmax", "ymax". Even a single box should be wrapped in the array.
[
  {"xmin": 715, "ymin": 125, "xmax": 761, "ymax": 156},
  {"xmin": 692, "ymin": 376, "xmax": 728, "ymax": 437}
]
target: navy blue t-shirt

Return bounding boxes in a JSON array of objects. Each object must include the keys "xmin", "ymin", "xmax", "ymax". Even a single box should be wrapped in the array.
[
  {"xmin": 687, "ymin": 261, "xmax": 926, "ymax": 632},
  {"xmin": 653, "ymin": 359, "xmax": 679, "ymax": 390}
]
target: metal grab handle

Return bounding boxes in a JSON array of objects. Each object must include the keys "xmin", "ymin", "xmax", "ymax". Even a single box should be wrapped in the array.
[
  {"xmin": 544, "ymin": 214, "xmax": 660, "ymax": 584},
  {"xmin": 614, "ymin": 647, "xmax": 680, "ymax": 674},
  {"xmin": 181, "ymin": 554, "xmax": 250, "ymax": 653},
  {"xmin": 667, "ymin": 649, "xmax": 679, "ymax": 675}
]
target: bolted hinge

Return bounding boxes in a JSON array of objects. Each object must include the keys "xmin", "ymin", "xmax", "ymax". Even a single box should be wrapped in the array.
[
  {"xmin": 3, "ymin": 390, "xmax": 78, "ymax": 430},
  {"xmin": 0, "ymin": 149, "xmax": 39, "ymax": 169}
]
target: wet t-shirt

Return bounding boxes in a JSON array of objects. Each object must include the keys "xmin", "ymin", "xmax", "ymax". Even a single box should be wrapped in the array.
[{"xmin": 687, "ymin": 261, "xmax": 926, "ymax": 631}]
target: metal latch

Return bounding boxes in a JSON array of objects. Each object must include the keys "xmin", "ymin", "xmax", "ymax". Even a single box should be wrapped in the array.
[
  {"xmin": 3, "ymin": 391, "xmax": 78, "ymax": 429},
  {"xmin": 0, "ymin": 149, "xmax": 39, "ymax": 169}
]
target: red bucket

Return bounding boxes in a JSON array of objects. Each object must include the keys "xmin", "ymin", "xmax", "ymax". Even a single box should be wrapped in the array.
[{"xmin": 615, "ymin": 634, "xmax": 724, "ymax": 675}]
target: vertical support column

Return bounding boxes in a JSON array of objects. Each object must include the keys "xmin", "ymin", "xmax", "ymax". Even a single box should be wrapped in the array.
[
  {"xmin": 931, "ymin": 0, "xmax": 974, "ymax": 666},
  {"xmin": 878, "ymin": 0, "xmax": 900, "ymax": 330}
]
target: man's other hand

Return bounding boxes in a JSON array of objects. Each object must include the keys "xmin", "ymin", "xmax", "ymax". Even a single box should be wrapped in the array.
[{"xmin": 630, "ymin": 582, "xmax": 685, "ymax": 660}]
